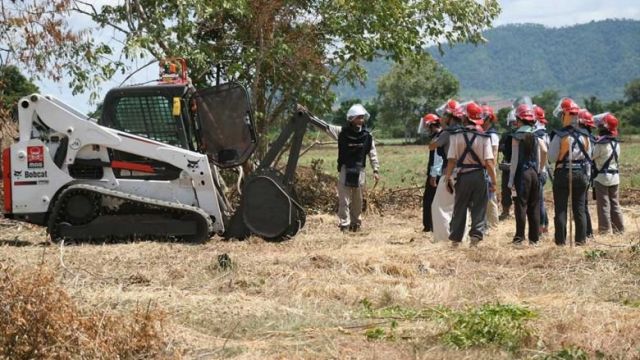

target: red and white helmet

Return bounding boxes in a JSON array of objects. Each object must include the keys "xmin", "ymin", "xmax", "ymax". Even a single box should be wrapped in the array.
[
  {"xmin": 436, "ymin": 99, "xmax": 464, "ymax": 119},
  {"xmin": 464, "ymin": 102, "xmax": 484, "ymax": 126},
  {"xmin": 578, "ymin": 109, "xmax": 595, "ymax": 128},
  {"xmin": 603, "ymin": 113, "xmax": 619, "ymax": 136},
  {"xmin": 515, "ymin": 103, "xmax": 535, "ymax": 122},
  {"xmin": 422, "ymin": 113, "xmax": 440, "ymax": 126},
  {"xmin": 553, "ymin": 97, "xmax": 580, "ymax": 118},
  {"xmin": 482, "ymin": 105, "xmax": 497, "ymax": 122},
  {"xmin": 533, "ymin": 105, "xmax": 547, "ymax": 124},
  {"xmin": 594, "ymin": 112, "xmax": 619, "ymax": 136}
]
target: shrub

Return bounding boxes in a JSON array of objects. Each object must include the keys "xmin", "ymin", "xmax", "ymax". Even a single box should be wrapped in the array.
[
  {"xmin": 539, "ymin": 346, "xmax": 589, "ymax": 360},
  {"xmin": 436, "ymin": 303, "xmax": 537, "ymax": 352},
  {"xmin": 0, "ymin": 265, "xmax": 177, "ymax": 359}
]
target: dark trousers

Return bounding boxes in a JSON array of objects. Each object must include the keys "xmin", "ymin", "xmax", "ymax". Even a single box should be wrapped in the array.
[
  {"xmin": 539, "ymin": 176, "xmax": 548, "ymax": 228},
  {"xmin": 514, "ymin": 168, "xmax": 540, "ymax": 242},
  {"xmin": 422, "ymin": 176, "xmax": 440, "ymax": 231},
  {"xmin": 501, "ymin": 169, "xmax": 512, "ymax": 213},
  {"xmin": 553, "ymin": 168, "xmax": 589, "ymax": 245},
  {"xmin": 450, "ymin": 170, "xmax": 488, "ymax": 242},
  {"xmin": 585, "ymin": 190, "xmax": 594, "ymax": 237}
]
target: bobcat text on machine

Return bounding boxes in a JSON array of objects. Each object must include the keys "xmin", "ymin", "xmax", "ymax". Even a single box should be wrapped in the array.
[{"xmin": 2, "ymin": 58, "xmax": 330, "ymax": 243}]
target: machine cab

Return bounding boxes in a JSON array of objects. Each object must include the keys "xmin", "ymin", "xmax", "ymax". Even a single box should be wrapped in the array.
[
  {"xmin": 99, "ymin": 82, "xmax": 257, "ymax": 169},
  {"xmin": 99, "ymin": 58, "xmax": 257, "ymax": 168}
]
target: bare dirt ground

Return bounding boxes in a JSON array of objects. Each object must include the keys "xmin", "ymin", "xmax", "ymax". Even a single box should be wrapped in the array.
[{"xmin": 2, "ymin": 201, "xmax": 640, "ymax": 359}]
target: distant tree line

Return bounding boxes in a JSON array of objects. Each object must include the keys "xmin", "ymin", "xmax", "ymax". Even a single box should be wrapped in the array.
[
  {"xmin": 494, "ymin": 79, "xmax": 640, "ymax": 134},
  {"xmin": 331, "ymin": 73, "xmax": 640, "ymax": 140}
]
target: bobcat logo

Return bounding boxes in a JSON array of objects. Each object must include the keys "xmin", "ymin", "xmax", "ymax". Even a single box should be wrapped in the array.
[
  {"xmin": 13, "ymin": 170, "xmax": 22, "ymax": 178},
  {"xmin": 187, "ymin": 159, "xmax": 200, "ymax": 169}
]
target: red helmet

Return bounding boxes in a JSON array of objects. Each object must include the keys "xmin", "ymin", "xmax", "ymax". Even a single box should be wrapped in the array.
[
  {"xmin": 482, "ymin": 105, "xmax": 497, "ymax": 122},
  {"xmin": 465, "ymin": 102, "xmax": 484, "ymax": 124},
  {"xmin": 445, "ymin": 100, "xmax": 465, "ymax": 119},
  {"xmin": 578, "ymin": 109, "xmax": 595, "ymax": 128},
  {"xmin": 603, "ymin": 113, "xmax": 619, "ymax": 136},
  {"xmin": 560, "ymin": 98, "xmax": 580, "ymax": 115},
  {"xmin": 423, "ymin": 113, "xmax": 440, "ymax": 125},
  {"xmin": 443, "ymin": 99, "xmax": 464, "ymax": 119},
  {"xmin": 533, "ymin": 105, "xmax": 547, "ymax": 124},
  {"xmin": 515, "ymin": 103, "xmax": 535, "ymax": 122}
]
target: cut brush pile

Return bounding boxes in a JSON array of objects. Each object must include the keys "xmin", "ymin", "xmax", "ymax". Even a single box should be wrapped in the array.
[{"xmin": 0, "ymin": 265, "xmax": 178, "ymax": 359}]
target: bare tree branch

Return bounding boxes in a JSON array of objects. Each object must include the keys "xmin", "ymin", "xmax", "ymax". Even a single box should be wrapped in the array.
[
  {"xmin": 118, "ymin": 59, "xmax": 157, "ymax": 86},
  {"xmin": 72, "ymin": 0, "xmax": 131, "ymax": 35}
]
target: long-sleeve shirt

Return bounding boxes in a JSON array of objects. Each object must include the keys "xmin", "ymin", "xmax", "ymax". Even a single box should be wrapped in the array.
[
  {"xmin": 427, "ymin": 131, "xmax": 444, "ymax": 177},
  {"xmin": 326, "ymin": 124, "xmax": 380, "ymax": 172},
  {"xmin": 593, "ymin": 139, "xmax": 620, "ymax": 186},
  {"xmin": 429, "ymin": 151, "xmax": 444, "ymax": 177}
]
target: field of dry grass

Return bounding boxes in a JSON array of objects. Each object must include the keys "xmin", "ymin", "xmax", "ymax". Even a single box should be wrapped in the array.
[
  {"xmin": 2, "ymin": 201, "xmax": 640, "ymax": 359},
  {"xmin": 2, "ymin": 140, "xmax": 640, "ymax": 358}
]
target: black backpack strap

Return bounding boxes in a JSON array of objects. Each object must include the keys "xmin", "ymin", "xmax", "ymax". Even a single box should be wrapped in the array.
[
  {"xmin": 598, "ymin": 139, "xmax": 619, "ymax": 174},
  {"xmin": 456, "ymin": 132, "xmax": 484, "ymax": 169},
  {"xmin": 559, "ymin": 130, "xmax": 591, "ymax": 165},
  {"xmin": 571, "ymin": 131, "xmax": 591, "ymax": 161}
]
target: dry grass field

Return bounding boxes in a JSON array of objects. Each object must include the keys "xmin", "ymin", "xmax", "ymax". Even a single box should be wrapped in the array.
[
  {"xmin": 2, "ymin": 204, "xmax": 640, "ymax": 359},
  {"xmin": 2, "ymin": 142, "xmax": 640, "ymax": 359}
]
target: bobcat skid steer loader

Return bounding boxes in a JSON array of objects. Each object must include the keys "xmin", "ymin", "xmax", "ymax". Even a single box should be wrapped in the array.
[{"xmin": 2, "ymin": 59, "xmax": 329, "ymax": 243}]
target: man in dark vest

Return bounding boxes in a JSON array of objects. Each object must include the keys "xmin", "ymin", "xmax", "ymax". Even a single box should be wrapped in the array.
[
  {"xmin": 549, "ymin": 98, "xmax": 593, "ymax": 246},
  {"xmin": 443, "ymin": 101, "xmax": 497, "ymax": 247},
  {"xmin": 422, "ymin": 114, "xmax": 443, "ymax": 232},
  {"xmin": 325, "ymin": 104, "xmax": 380, "ymax": 232},
  {"xmin": 498, "ymin": 112, "xmax": 517, "ymax": 220},
  {"xmin": 507, "ymin": 103, "xmax": 547, "ymax": 245}
]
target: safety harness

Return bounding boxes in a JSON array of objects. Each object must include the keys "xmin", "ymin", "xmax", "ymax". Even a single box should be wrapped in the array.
[
  {"xmin": 456, "ymin": 128, "xmax": 488, "ymax": 171},
  {"xmin": 534, "ymin": 128, "xmax": 547, "ymax": 140},
  {"xmin": 554, "ymin": 127, "xmax": 591, "ymax": 169},
  {"xmin": 595, "ymin": 136, "xmax": 619, "ymax": 174}
]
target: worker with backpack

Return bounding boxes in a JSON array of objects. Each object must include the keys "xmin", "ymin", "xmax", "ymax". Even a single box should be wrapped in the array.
[
  {"xmin": 507, "ymin": 102, "xmax": 548, "ymax": 245},
  {"xmin": 548, "ymin": 98, "xmax": 593, "ymax": 246},
  {"xmin": 592, "ymin": 112, "xmax": 625, "ymax": 234},
  {"xmin": 443, "ymin": 102, "xmax": 497, "ymax": 247}
]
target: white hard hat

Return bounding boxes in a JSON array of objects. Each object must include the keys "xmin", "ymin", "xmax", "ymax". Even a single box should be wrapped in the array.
[{"xmin": 346, "ymin": 104, "xmax": 370, "ymax": 121}]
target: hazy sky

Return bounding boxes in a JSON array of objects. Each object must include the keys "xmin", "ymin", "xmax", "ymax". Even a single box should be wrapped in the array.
[
  {"xmin": 494, "ymin": 0, "xmax": 640, "ymax": 27},
  {"xmin": 36, "ymin": 0, "xmax": 640, "ymax": 114}
]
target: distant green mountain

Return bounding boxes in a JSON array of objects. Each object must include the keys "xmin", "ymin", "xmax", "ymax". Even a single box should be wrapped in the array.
[{"xmin": 334, "ymin": 19, "xmax": 640, "ymax": 102}]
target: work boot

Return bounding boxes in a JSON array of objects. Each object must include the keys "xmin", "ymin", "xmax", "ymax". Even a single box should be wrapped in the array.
[
  {"xmin": 499, "ymin": 211, "xmax": 511, "ymax": 221},
  {"xmin": 470, "ymin": 236, "xmax": 481, "ymax": 247},
  {"xmin": 339, "ymin": 225, "xmax": 349, "ymax": 233}
]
